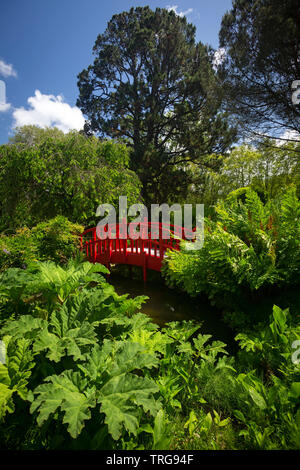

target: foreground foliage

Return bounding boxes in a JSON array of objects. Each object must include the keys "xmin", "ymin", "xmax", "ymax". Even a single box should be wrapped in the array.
[{"xmin": 0, "ymin": 260, "xmax": 299, "ymax": 450}]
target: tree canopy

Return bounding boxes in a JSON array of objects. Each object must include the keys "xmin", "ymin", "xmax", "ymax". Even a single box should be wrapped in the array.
[
  {"xmin": 0, "ymin": 126, "xmax": 141, "ymax": 230},
  {"xmin": 184, "ymin": 139, "xmax": 300, "ymax": 206},
  {"xmin": 219, "ymin": 0, "xmax": 300, "ymax": 142},
  {"xmin": 77, "ymin": 6, "xmax": 236, "ymax": 203}
]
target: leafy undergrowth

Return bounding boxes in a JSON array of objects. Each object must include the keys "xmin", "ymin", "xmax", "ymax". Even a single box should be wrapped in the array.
[
  {"xmin": 162, "ymin": 187, "xmax": 300, "ymax": 326},
  {"xmin": 0, "ymin": 260, "xmax": 299, "ymax": 450},
  {"xmin": 0, "ymin": 216, "xmax": 84, "ymax": 271}
]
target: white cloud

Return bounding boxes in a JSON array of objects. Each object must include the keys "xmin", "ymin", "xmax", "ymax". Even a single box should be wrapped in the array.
[
  {"xmin": 166, "ymin": 5, "xmax": 193, "ymax": 17},
  {"xmin": 0, "ymin": 59, "xmax": 17, "ymax": 78},
  {"xmin": 12, "ymin": 90, "xmax": 85, "ymax": 133}
]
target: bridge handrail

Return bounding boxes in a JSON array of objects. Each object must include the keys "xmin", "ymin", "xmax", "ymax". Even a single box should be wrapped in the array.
[{"xmin": 80, "ymin": 221, "xmax": 195, "ymax": 242}]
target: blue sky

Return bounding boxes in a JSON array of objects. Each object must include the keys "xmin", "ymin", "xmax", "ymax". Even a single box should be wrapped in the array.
[{"xmin": 0, "ymin": 0, "xmax": 233, "ymax": 144}]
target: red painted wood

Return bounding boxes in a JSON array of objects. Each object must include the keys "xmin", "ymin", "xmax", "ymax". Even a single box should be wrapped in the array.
[{"xmin": 80, "ymin": 222, "xmax": 194, "ymax": 281}]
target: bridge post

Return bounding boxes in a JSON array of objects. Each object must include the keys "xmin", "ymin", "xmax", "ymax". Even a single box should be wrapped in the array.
[
  {"xmin": 159, "ymin": 223, "xmax": 163, "ymax": 260},
  {"xmin": 122, "ymin": 218, "xmax": 128, "ymax": 260},
  {"xmin": 93, "ymin": 228, "xmax": 97, "ymax": 263},
  {"xmin": 143, "ymin": 254, "xmax": 147, "ymax": 283}
]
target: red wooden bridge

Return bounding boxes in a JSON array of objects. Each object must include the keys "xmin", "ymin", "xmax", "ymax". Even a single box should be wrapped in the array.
[{"xmin": 80, "ymin": 220, "xmax": 194, "ymax": 282}]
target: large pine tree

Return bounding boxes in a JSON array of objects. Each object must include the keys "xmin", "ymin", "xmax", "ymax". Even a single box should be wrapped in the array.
[{"xmin": 77, "ymin": 7, "xmax": 235, "ymax": 204}]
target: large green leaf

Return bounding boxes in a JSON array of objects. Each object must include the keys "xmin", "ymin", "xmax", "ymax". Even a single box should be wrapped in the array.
[
  {"xmin": 152, "ymin": 409, "xmax": 171, "ymax": 450},
  {"xmin": 0, "ymin": 383, "xmax": 14, "ymax": 419},
  {"xmin": 6, "ymin": 337, "xmax": 35, "ymax": 396},
  {"xmin": 31, "ymin": 340, "xmax": 160, "ymax": 439},
  {"xmin": 77, "ymin": 341, "xmax": 114, "ymax": 381},
  {"xmin": 2, "ymin": 315, "xmax": 47, "ymax": 340},
  {"xmin": 33, "ymin": 329, "xmax": 65, "ymax": 362},
  {"xmin": 30, "ymin": 370, "xmax": 96, "ymax": 438},
  {"xmin": 272, "ymin": 305, "xmax": 288, "ymax": 334},
  {"xmin": 33, "ymin": 319, "xmax": 97, "ymax": 362},
  {"xmin": 129, "ymin": 329, "xmax": 173, "ymax": 355},
  {"xmin": 109, "ymin": 342, "xmax": 159, "ymax": 376},
  {"xmin": 26, "ymin": 260, "xmax": 109, "ymax": 306},
  {"xmin": 99, "ymin": 373, "xmax": 159, "ymax": 440},
  {"xmin": 248, "ymin": 387, "xmax": 267, "ymax": 410},
  {"xmin": 0, "ymin": 337, "xmax": 35, "ymax": 419}
]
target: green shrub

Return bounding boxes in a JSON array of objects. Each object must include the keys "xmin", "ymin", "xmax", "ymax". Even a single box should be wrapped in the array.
[
  {"xmin": 0, "ymin": 259, "xmax": 159, "ymax": 449},
  {"xmin": 0, "ymin": 216, "xmax": 83, "ymax": 271},
  {"xmin": 30, "ymin": 216, "xmax": 83, "ymax": 264},
  {"xmin": 162, "ymin": 187, "xmax": 300, "ymax": 315},
  {"xmin": 232, "ymin": 305, "xmax": 300, "ymax": 449},
  {"xmin": 0, "ymin": 227, "xmax": 37, "ymax": 271}
]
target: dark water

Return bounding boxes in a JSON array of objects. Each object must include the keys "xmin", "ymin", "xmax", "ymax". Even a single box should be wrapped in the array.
[{"xmin": 108, "ymin": 273, "xmax": 236, "ymax": 352}]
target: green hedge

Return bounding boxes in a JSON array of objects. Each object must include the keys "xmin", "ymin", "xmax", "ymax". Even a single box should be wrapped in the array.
[{"xmin": 0, "ymin": 216, "xmax": 83, "ymax": 270}]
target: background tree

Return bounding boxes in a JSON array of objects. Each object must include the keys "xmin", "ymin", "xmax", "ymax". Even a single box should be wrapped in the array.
[
  {"xmin": 8, "ymin": 125, "xmax": 65, "ymax": 148},
  {"xmin": 219, "ymin": 0, "xmax": 300, "ymax": 142},
  {"xmin": 0, "ymin": 127, "xmax": 141, "ymax": 230},
  {"xmin": 77, "ymin": 6, "xmax": 236, "ymax": 204},
  {"xmin": 187, "ymin": 140, "xmax": 300, "ymax": 206}
]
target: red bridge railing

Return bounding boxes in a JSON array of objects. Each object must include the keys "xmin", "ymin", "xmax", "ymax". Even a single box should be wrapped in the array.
[{"xmin": 80, "ymin": 220, "xmax": 195, "ymax": 282}]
